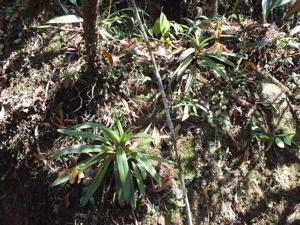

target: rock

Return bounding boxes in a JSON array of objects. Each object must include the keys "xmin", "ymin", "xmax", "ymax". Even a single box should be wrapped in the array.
[
  {"xmin": 261, "ymin": 82, "xmax": 286, "ymax": 105},
  {"xmin": 0, "ymin": 43, "xmax": 4, "ymax": 51},
  {"xmin": 260, "ymin": 82, "xmax": 296, "ymax": 132}
]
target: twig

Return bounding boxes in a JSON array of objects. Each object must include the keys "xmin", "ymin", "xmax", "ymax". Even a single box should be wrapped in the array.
[{"xmin": 129, "ymin": 1, "xmax": 193, "ymax": 224}]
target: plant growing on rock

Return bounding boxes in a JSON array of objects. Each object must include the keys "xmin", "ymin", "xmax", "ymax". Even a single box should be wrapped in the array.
[{"xmin": 51, "ymin": 121, "xmax": 173, "ymax": 208}]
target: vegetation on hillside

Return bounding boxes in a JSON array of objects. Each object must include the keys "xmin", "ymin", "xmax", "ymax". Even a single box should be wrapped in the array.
[{"xmin": 0, "ymin": 0, "xmax": 300, "ymax": 224}]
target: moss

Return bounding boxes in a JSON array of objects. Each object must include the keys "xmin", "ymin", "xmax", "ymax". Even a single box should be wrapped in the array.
[
  {"xmin": 176, "ymin": 135, "xmax": 198, "ymax": 182},
  {"xmin": 165, "ymin": 209, "xmax": 184, "ymax": 225},
  {"xmin": 43, "ymin": 33, "xmax": 65, "ymax": 54}
]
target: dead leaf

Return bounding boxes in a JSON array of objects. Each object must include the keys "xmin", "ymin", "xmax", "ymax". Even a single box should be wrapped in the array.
[
  {"xmin": 33, "ymin": 86, "xmax": 45, "ymax": 103},
  {"xmin": 74, "ymin": 34, "xmax": 83, "ymax": 46},
  {"xmin": 288, "ymin": 0, "xmax": 300, "ymax": 17},
  {"xmin": 10, "ymin": 11, "xmax": 19, "ymax": 23},
  {"xmin": 58, "ymin": 168, "xmax": 69, "ymax": 178},
  {"xmin": 175, "ymin": 124, "xmax": 181, "ymax": 138},
  {"xmin": 243, "ymin": 61, "xmax": 258, "ymax": 71},
  {"xmin": 0, "ymin": 106, "xmax": 4, "ymax": 121},
  {"xmin": 69, "ymin": 168, "xmax": 80, "ymax": 184},
  {"xmin": 102, "ymin": 50, "xmax": 113, "ymax": 64},
  {"xmin": 152, "ymin": 126, "xmax": 160, "ymax": 147},
  {"xmin": 157, "ymin": 215, "xmax": 165, "ymax": 225},
  {"xmin": 77, "ymin": 171, "xmax": 85, "ymax": 183},
  {"xmin": 119, "ymin": 39, "xmax": 132, "ymax": 48}
]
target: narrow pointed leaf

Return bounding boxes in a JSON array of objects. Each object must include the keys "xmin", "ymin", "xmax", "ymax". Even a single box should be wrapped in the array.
[
  {"xmin": 52, "ymin": 173, "xmax": 71, "ymax": 187},
  {"xmin": 207, "ymin": 53, "xmax": 235, "ymax": 67},
  {"xmin": 80, "ymin": 158, "xmax": 111, "ymax": 206},
  {"xmin": 47, "ymin": 15, "xmax": 83, "ymax": 24},
  {"xmin": 178, "ymin": 48, "xmax": 195, "ymax": 62},
  {"xmin": 143, "ymin": 155, "xmax": 175, "ymax": 164},
  {"xmin": 137, "ymin": 157, "xmax": 161, "ymax": 184},
  {"xmin": 52, "ymin": 144, "xmax": 112, "ymax": 159},
  {"xmin": 132, "ymin": 161, "xmax": 145, "ymax": 196},
  {"xmin": 172, "ymin": 55, "xmax": 193, "ymax": 81},
  {"xmin": 116, "ymin": 148, "xmax": 131, "ymax": 203},
  {"xmin": 275, "ymin": 137, "xmax": 285, "ymax": 148},
  {"xmin": 58, "ymin": 129, "xmax": 105, "ymax": 141}
]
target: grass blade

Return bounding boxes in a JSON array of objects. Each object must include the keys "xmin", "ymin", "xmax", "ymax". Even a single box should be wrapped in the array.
[
  {"xmin": 172, "ymin": 55, "xmax": 193, "ymax": 81},
  {"xmin": 116, "ymin": 148, "xmax": 131, "ymax": 203},
  {"xmin": 131, "ymin": 161, "xmax": 145, "ymax": 196},
  {"xmin": 51, "ymin": 144, "xmax": 112, "ymax": 159},
  {"xmin": 137, "ymin": 157, "xmax": 161, "ymax": 184},
  {"xmin": 52, "ymin": 173, "xmax": 71, "ymax": 187},
  {"xmin": 80, "ymin": 158, "xmax": 111, "ymax": 206},
  {"xmin": 143, "ymin": 154, "xmax": 174, "ymax": 164},
  {"xmin": 58, "ymin": 129, "xmax": 105, "ymax": 142}
]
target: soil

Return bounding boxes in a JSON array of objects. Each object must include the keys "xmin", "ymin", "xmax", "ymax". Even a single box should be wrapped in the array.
[{"xmin": 1, "ymin": 1, "xmax": 300, "ymax": 225}]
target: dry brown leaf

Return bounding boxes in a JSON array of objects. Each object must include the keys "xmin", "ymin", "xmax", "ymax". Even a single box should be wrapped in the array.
[
  {"xmin": 0, "ymin": 106, "xmax": 5, "ymax": 121},
  {"xmin": 102, "ymin": 50, "xmax": 113, "ymax": 64},
  {"xmin": 288, "ymin": 0, "xmax": 300, "ymax": 17},
  {"xmin": 152, "ymin": 126, "xmax": 160, "ymax": 147},
  {"xmin": 10, "ymin": 11, "xmax": 19, "ymax": 23},
  {"xmin": 157, "ymin": 215, "xmax": 165, "ymax": 225},
  {"xmin": 175, "ymin": 123, "xmax": 181, "ymax": 137},
  {"xmin": 69, "ymin": 168, "xmax": 79, "ymax": 184},
  {"xmin": 58, "ymin": 168, "xmax": 69, "ymax": 178},
  {"xmin": 33, "ymin": 86, "xmax": 45, "ymax": 103},
  {"xmin": 119, "ymin": 39, "xmax": 132, "ymax": 48},
  {"xmin": 77, "ymin": 171, "xmax": 85, "ymax": 183}
]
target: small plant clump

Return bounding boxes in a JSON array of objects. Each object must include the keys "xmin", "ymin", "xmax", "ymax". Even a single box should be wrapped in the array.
[{"xmin": 51, "ymin": 121, "xmax": 173, "ymax": 208}]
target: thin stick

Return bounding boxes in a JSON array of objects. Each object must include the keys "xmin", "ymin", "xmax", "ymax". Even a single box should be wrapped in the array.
[{"xmin": 129, "ymin": 1, "xmax": 193, "ymax": 224}]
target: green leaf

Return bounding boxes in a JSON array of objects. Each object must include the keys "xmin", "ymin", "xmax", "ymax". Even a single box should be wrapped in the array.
[
  {"xmin": 288, "ymin": 41, "xmax": 300, "ymax": 49},
  {"xmin": 136, "ymin": 162, "xmax": 147, "ymax": 180},
  {"xmin": 137, "ymin": 157, "xmax": 161, "ymax": 184},
  {"xmin": 178, "ymin": 48, "xmax": 195, "ymax": 62},
  {"xmin": 77, "ymin": 153, "xmax": 108, "ymax": 170},
  {"xmin": 283, "ymin": 135, "xmax": 292, "ymax": 146},
  {"xmin": 47, "ymin": 15, "xmax": 83, "ymax": 24},
  {"xmin": 273, "ymin": 0, "xmax": 292, "ymax": 8},
  {"xmin": 80, "ymin": 158, "xmax": 111, "ymax": 206},
  {"xmin": 70, "ymin": 122, "xmax": 105, "ymax": 130},
  {"xmin": 159, "ymin": 13, "xmax": 170, "ymax": 36},
  {"xmin": 68, "ymin": 0, "xmax": 78, "ymax": 6},
  {"xmin": 52, "ymin": 173, "xmax": 71, "ymax": 187},
  {"xmin": 172, "ymin": 55, "xmax": 193, "ymax": 81},
  {"xmin": 258, "ymin": 134, "xmax": 272, "ymax": 141},
  {"xmin": 143, "ymin": 155, "xmax": 175, "ymax": 164},
  {"xmin": 99, "ymin": 126, "xmax": 121, "ymax": 144},
  {"xmin": 202, "ymin": 56, "xmax": 229, "ymax": 82},
  {"xmin": 58, "ymin": 0, "xmax": 69, "ymax": 14},
  {"xmin": 114, "ymin": 161, "xmax": 124, "ymax": 205},
  {"xmin": 116, "ymin": 120, "xmax": 124, "ymax": 137},
  {"xmin": 116, "ymin": 148, "xmax": 131, "ymax": 203},
  {"xmin": 182, "ymin": 104, "xmax": 190, "ymax": 121},
  {"xmin": 291, "ymin": 25, "xmax": 300, "ymax": 36},
  {"xmin": 249, "ymin": 40, "xmax": 270, "ymax": 49},
  {"xmin": 58, "ymin": 128, "xmax": 105, "ymax": 142},
  {"xmin": 131, "ymin": 161, "xmax": 145, "ymax": 196},
  {"xmin": 275, "ymin": 137, "xmax": 285, "ymax": 148},
  {"xmin": 51, "ymin": 144, "xmax": 112, "ymax": 159},
  {"xmin": 207, "ymin": 53, "xmax": 236, "ymax": 68},
  {"xmin": 130, "ymin": 190, "xmax": 137, "ymax": 209},
  {"xmin": 266, "ymin": 140, "xmax": 274, "ymax": 151},
  {"xmin": 131, "ymin": 132, "xmax": 155, "ymax": 149},
  {"xmin": 153, "ymin": 12, "xmax": 170, "ymax": 37}
]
